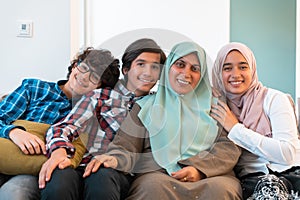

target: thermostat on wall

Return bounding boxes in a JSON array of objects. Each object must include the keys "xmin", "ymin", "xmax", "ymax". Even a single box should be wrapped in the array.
[{"xmin": 17, "ymin": 20, "xmax": 33, "ymax": 38}]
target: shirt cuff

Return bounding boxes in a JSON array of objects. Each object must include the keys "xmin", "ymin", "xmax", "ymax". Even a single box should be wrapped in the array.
[{"xmin": 2, "ymin": 125, "xmax": 26, "ymax": 138}]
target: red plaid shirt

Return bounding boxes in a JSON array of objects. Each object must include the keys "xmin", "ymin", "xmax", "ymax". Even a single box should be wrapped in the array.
[{"xmin": 46, "ymin": 80, "xmax": 139, "ymax": 165}]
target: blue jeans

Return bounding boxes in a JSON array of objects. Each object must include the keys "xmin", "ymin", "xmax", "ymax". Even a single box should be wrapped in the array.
[
  {"xmin": 0, "ymin": 174, "xmax": 40, "ymax": 200},
  {"xmin": 41, "ymin": 167, "xmax": 132, "ymax": 200}
]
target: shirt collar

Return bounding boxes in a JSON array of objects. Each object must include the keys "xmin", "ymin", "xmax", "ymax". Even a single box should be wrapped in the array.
[
  {"xmin": 114, "ymin": 79, "xmax": 134, "ymax": 97},
  {"xmin": 115, "ymin": 79, "xmax": 151, "ymax": 102},
  {"xmin": 56, "ymin": 80, "xmax": 67, "ymax": 94},
  {"xmin": 56, "ymin": 80, "xmax": 81, "ymax": 102}
]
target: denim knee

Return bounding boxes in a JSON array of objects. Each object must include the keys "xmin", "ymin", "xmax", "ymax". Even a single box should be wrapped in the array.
[
  {"xmin": 0, "ymin": 175, "xmax": 39, "ymax": 200},
  {"xmin": 40, "ymin": 167, "xmax": 82, "ymax": 200}
]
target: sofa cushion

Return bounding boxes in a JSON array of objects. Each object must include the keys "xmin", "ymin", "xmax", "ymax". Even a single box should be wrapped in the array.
[{"xmin": 0, "ymin": 120, "xmax": 86, "ymax": 175}]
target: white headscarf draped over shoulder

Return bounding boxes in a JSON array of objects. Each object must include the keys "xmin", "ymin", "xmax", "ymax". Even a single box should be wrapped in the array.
[
  {"xmin": 137, "ymin": 41, "xmax": 219, "ymax": 174},
  {"xmin": 212, "ymin": 42, "xmax": 271, "ymax": 137}
]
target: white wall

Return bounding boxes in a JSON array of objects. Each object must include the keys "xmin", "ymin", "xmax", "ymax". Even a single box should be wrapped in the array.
[
  {"xmin": 0, "ymin": 0, "xmax": 70, "ymax": 96},
  {"xmin": 0, "ymin": 0, "xmax": 230, "ymax": 95},
  {"xmin": 84, "ymin": 0, "xmax": 230, "ymax": 71}
]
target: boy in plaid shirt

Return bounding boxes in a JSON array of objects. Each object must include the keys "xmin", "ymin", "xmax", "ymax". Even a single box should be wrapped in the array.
[
  {"xmin": 0, "ymin": 48, "xmax": 119, "ymax": 200},
  {"xmin": 39, "ymin": 38, "xmax": 166, "ymax": 200}
]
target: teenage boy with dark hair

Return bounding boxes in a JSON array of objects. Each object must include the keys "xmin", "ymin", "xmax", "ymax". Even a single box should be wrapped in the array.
[
  {"xmin": 39, "ymin": 38, "xmax": 166, "ymax": 200},
  {"xmin": 0, "ymin": 48, "xmax": 119, "ymax": 200}
]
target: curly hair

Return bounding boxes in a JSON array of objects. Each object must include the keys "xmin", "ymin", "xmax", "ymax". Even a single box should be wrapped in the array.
[
  {"xmin": 67, "ymin": 47, "xmax": 120, "ymax": 89},
  {"xmin": 100, "ymin": 58, "xmax": 120, "ymax": 89},
  {"xmin": 67, "ymin": 47, "xmax": 94, "ymax": 79}
]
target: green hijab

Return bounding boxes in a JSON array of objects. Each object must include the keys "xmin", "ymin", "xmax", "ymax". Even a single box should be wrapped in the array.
[{"xmin": 137, "ymin": 41, "xmax": 218, "ymax": 174}]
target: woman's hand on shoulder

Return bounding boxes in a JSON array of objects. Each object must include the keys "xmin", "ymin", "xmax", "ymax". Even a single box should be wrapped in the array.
[
  {"xmin": 210, "ymin": 99, "xmax": 239, "ymax": 132},
  {"xmin": 212, "ymin": 87, "xmax": 221, "ymax": 98}
]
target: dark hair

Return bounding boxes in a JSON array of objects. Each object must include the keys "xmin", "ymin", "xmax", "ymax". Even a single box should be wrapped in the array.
[
  {"xmin": 121, "ymin": 38, "xmax": 166, "ymax": 82},
  {"xmin": 67, "ymin": 47, "xmax": 119, "ymax": 88},
  {"xmin": 99, "ymin": 59, "xmax": 120, "ymax": 88},
  {"xmin": 82, "ymin": 49, "xmax": 115, "ymax": 77},
  {"xmin": 0, "ymin": 94, "xmax": 8, "ymax": 101},
  {"xmin": 67, "ymin": 47, "xmax": 94, "ymax": 79}
]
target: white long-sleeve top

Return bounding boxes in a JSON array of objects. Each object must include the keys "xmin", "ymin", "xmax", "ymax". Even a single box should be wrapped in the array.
[{"xmin": 228, "ymin": 88, "xmax": 300, "ymax": 177}]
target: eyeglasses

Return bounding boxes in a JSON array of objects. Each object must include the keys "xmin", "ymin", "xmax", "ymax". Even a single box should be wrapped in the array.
[{"xmin": 77, "ymin": 62, "xmax": 101, "ymax": 85}]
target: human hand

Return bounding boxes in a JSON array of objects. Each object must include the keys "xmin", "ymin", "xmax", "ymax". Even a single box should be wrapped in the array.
[
  {"xmin": 210, "ymin": 99, "xmax": 239, "ymax": 132},
  {"xmin": 9, "ymin": 128, "xmax": 46, "ymax": 155},
  {"xmin": 171, "ymin": 166, "xmax": 203, "ymax": 182},
  {"xmin": 38, "ymin": 148, "xmax": 71, "ymax": 189},
  {"xmin": 83, "ymin": 154, "xmax": 118, "ymax": 178},
  {"xmin": 212, "ymin": 87, "xmax": 221, "ymax": 98}
]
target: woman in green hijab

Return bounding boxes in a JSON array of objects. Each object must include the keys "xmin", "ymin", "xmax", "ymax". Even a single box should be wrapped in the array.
[{"xmin": 83, "ymin": 41, "xmax": 242, "ymax": 199}]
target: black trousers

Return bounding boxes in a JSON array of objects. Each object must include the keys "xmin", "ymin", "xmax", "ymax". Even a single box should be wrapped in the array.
[
  {"xmin": 0, "ymin": 173, "xmax": 12, "ymax": 187},
  {"xmin": 40, "ymin": 167, "xmax": 133, "ymax": 200}
]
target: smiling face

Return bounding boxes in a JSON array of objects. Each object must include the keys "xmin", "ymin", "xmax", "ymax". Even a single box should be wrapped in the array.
[
  {"xmin": 63, "ymin": 64, "xmax": 100, "ymax": 98},
  {"xmin": 222, "ymin": 50, "xmax": 252, "ymax": 95},
  {"xmin": 169, "ymin": 53, "xmax": 201, "ymax": 95},
  {"xmin": 124, "ymin": 52, "xmax": 162, "ymax": 97}
]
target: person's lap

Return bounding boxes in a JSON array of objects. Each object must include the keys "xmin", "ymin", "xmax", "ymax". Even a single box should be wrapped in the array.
[
  {"xmin": 40, "ymin": 167, "xmax": 83, "ymax": 200},
  {"xmin": 241, "ymin": 168, "xmax": 300, "ymax": 199},
  {"xmin": 0, "ymin": 174, "xmax": 39, "ymax": 200},
  {"xmin": 84, "ymin": 167, "xmax": 132, "ymax": 200},
  {"xmin": 127, "ymin": 171, "xmax": 242, "ymax": 200},
  {"xmin": 40, "ymin": 166, "xmax": 132, "ymax": 200}
]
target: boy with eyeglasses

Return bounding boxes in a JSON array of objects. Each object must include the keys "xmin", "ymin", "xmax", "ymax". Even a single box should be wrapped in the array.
[
  {"xmin": 0, "ymin": 48, "xmax": 119, "ymax": 200},
  {"xmin": 38, "ymin": 38, "xmax": 166, "ymax": 200}
]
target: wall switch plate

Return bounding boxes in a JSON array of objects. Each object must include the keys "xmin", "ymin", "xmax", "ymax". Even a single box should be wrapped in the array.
[{"xmin": 17, "ymin": 20, "xmax": 33, "ymax": 38}]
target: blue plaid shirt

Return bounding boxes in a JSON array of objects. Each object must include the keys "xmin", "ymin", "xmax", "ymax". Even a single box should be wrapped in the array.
[{"xmin": 0, "ymin": 78, "xmax": 72, "ymax": 138}]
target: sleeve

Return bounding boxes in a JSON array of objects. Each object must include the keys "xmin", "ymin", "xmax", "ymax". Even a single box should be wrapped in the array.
[
  {"xmin": 228, "ymin": 91, "xmax": 299, "ymax": 165},
  {"xmin": 0, "ymin": 79, "xmax": 31, "ymax": 138},
  {"xmin": 178, "ymin": 128, "xmax": 242, "ymax": 178},
  {"xmin": 106, "ymin": 104, "xmax": 146, "ymax": 172},
  {"xmin": 46, "ymin": 93, "xmax": 98, "ymax": 156}
]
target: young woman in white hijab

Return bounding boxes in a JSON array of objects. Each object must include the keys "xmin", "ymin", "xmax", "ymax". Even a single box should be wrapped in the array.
[{"xmin": 211, "ymin": 42, "xmax": 300, "ymax": 199}]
